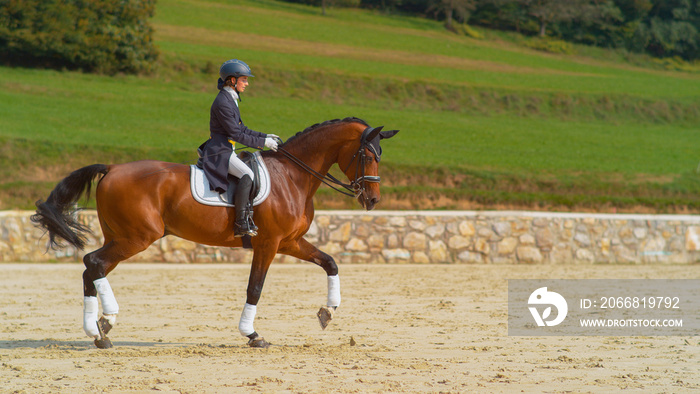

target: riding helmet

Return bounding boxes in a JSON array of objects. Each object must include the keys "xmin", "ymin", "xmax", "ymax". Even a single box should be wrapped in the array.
[{"xmin": 219, "ymin": 59, "xmax": 254, "ymax": 81}]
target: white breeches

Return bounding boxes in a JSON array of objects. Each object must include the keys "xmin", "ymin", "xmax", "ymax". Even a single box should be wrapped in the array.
[{"xmin": 228, "ymin": 153, "xmax": 254, "ymax": 180}]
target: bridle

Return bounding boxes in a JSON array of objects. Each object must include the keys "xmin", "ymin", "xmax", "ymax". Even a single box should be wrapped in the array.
[
  {"xmin": 341, "ymin": 129, "xmax": 381, "ymax": 201},
  {"xmin": 275, "ymin": 126, "xmax": 383, "ymax": 203}
]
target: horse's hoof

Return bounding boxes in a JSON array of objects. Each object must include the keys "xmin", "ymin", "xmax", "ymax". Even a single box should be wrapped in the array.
[
  {"xmin": 247, "ymin": 337, "xmax": 270, "ymax": 348},
  {"xmin": 317, "ymin": 306, "xmax": 334, "ymax": 330},
  {"xmin": 97, "ymin": 316, "xmax": 113, "ymax": 336},
  {"xmin": 94, "ymin": 337, "xmax": 113, "ymax": 349}
]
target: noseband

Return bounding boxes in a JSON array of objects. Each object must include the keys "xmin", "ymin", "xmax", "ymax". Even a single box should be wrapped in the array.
[
  {"xmin": 275, "ymin": 127, "xmax": 382, "ymax": 201},
  {"xmin": 343, "ymin": 128, "xmax": 382, "ymax": 203}
]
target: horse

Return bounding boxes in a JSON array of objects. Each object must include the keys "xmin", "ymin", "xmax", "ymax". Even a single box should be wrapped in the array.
[{"xmin": 31, "ymin": 117, "xmax": 399, "ymax": 349}]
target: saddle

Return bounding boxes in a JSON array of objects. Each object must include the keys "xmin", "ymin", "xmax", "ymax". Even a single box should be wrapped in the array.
[{"xmin": 191, "ymin": 151, "xmax": 271, "ymax": 207}]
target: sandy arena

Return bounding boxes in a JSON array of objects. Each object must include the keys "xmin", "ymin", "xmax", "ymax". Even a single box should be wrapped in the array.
[{"xmin": 1, "ymin": 263, "xmax": 699, "ymax": 393}]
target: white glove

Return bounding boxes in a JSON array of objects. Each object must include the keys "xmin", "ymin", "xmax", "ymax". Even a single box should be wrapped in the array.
[
  {"xmin": 264, "ymin": 137, "xmax": 278, "ymax": 152},
  {"xmin": 267, "ymin": 134, "xmax": 280, "ymax": 140}
]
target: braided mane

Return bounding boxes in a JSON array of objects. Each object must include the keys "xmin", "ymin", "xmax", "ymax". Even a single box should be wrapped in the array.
[{"xmin": 281, "ymin": 117, "xmax": 368, "ymax": 147}]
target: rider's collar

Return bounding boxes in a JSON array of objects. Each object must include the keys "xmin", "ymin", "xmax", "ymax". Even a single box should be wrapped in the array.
[{"xmin": 223, "ymin": 86, "xmax": 239, "ymax": 104}]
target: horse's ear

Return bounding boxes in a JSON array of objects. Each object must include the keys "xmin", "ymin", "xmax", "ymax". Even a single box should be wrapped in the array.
[
  {"xmin": 379, "ymin": 129, "xmax": 399, "ymax": 140},
  {"xmin": 364, "ymin": 126, "xmax": 383, "ymax": 142}
]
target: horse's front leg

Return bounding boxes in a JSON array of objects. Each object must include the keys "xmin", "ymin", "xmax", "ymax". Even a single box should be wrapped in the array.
[
  {"xmin": 317, "ymin": 274, "xmax": 340, "ymax": 330},
  {"xmin": 280, "ymin": 238, "xmax": 341, "ymax": 330},
  {"xmin": 239, "ymin": 245, "xmax": 278, "ymax": 348}
]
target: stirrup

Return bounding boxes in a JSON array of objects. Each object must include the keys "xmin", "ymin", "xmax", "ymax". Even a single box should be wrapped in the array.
[
  {"xmin": 247, "ymin": 210, "xmax": 258, "ymax": 236},
  {"xmin": 246, "ymin": 225, "xmax": 258, "ymax": 237},
  {"xmin": 234, "ymin": 220, "xmax": 251, "ymax": 237},
  {"xmin": 245, "ymin": 220, "xmax": 258, "ymax": 237}
]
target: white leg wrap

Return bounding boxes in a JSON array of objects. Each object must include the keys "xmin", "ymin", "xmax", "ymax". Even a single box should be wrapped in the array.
[
  {"xmin": 94, "ymin": 277, "xmax": 119, "ymax": 315},
  {"xmin": 238, "ymin": 303, "xmax": 257, "ymax": 337},
  {"xmin": 103, "ymin": 314, "xmax": 117, "ymax": 326},
  {"xmin": 83, "ymin": 296, "xmax": 100, "ymax": 338},
  {"xmin": 327, "ymin": 275, "xmax": 341, "ymax": 308}
]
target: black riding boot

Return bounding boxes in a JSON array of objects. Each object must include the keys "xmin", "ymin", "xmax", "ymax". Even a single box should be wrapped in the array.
[{"xmin": 233, "ymin": 175, "xmax": 256, "ymax": 237}]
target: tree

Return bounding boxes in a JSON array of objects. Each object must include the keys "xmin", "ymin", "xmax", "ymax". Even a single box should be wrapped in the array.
[
  {"xmin": 0, "ymin": 0, "xmax": 158, "ymax": 74},
  {"xmin": 279, "ymin": 0, "xmax": 361, "ymax": 14},
  {"xmin": 360, "ymin": 0, "xmax": 405, "ymax": 13},
  {"xmin": 615, "ymin": 0, "xmax": 653, "ymax": 21},
  {"xmin": 518, "ymin": 0, "xmax": 590, "ymax": 36},
  {"xmin": 629, "ymin": 0, "xmax": 700, "ymax": 59},
  {"xmin": 556, "ymin": 1, "xmax": 626, "ymax": 47},
  {"xmin": 471, "ymin": 0, "xmax": 535, "ymax": 33},
  {"xmin": 474, "ymin": 0, "xmax": 592, "ymax": 36},
  {"xmin": 428, "ymin": 0, "xmax": 476, "ymax": 31}
]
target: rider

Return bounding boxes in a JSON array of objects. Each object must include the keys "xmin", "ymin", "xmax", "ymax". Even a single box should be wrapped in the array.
[{"xmin": 200, "ymin": 59, "xmax": 279, "ymax": 237}]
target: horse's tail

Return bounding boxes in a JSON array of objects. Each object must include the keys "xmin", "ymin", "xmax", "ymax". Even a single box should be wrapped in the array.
[{"xmin": 31, "ymin": 164, "xmax": 109, "ymax": 250}]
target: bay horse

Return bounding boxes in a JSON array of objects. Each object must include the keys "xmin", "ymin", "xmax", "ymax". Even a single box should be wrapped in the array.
[{"xmin": 31, "ymin": 117, "xmax": 398, "ymax": 348}]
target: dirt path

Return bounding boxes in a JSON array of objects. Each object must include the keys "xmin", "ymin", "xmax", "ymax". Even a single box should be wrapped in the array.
[{"xmin": 1, "ymin": 263, "xmax": 698, "ymax": 393}]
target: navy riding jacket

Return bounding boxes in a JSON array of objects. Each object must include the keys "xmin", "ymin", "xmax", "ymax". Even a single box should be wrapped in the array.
[{"xmin": 201, "ymin": 89, "xmax": 267, "ymax": 193}]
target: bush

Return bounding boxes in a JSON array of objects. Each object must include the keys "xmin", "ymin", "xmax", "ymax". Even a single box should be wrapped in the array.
[
  {"xmin": 0, "ymin": 0, "xmax": 159, "ymax": 74},
  {"xmin": 652, "ymin": 56, "xmax": 700, "ymax": 73},
  {"xmin": 454, "ymin": 23, "xmax": 483, "ymax": 39},
  {"xmin": 524, "ymin": 37, "xmax": 575, "ymax": 55},
  {"xmin": 279, "ymin": 0, "xmax": 361, "ymax": 7}
]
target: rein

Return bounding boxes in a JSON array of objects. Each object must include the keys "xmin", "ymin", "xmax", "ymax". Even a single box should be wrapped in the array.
[
  {"xmin": 276, "ymin": 146, "xmax": 358, "ymax": 197},
  {"xmin": 276, "ymin": 135, "xmax": 380, "ymax": 200}
]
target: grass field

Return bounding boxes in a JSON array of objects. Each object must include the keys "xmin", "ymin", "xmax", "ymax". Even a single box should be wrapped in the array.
[{"xmin": 1, "ymin": 0, "xmax": 699, "ymax": 211}]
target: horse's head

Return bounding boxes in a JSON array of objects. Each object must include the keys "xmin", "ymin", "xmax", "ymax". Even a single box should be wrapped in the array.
[{"xmin": 339, "ymin": 124, "xmax": 399, "ymax": 211}]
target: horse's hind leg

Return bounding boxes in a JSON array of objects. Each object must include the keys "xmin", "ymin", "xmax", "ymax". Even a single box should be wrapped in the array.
[
  {"xmin": 82, "ymin": 236, "xmax": 156, "ymax": 348},
  {"xmin": 82, "ymin": 243, "xmax": 118, "ymax": 348}
]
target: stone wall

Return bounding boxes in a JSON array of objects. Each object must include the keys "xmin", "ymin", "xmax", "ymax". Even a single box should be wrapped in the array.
[{"xmin": 3, "ymin": 210, "xmax": 700, "ymax": 264}]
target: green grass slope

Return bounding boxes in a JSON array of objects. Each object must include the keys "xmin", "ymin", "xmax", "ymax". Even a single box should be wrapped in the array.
[{"xmin": 1, "ymin": 0, "xmax": 699, "ymax": 211}]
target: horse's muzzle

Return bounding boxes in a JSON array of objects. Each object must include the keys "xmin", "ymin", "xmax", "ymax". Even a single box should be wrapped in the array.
[
  {"xmin": 353, "ymin": 176, "xmax": 380, "ymax": 211},
  {"xmin": 364, "ymin": 196, "xmax": 379, "ymax": 211}
]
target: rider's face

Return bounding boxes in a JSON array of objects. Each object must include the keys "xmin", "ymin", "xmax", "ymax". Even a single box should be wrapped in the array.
[{"xmin": 235, "ymin": 76, "xmax": 249, "ymax": 93}]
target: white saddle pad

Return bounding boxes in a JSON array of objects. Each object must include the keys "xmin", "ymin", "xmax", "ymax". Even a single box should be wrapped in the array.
[{"xmin": 190, "ymin": 151, "xmax": 271, "ymax": 207}]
